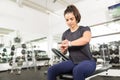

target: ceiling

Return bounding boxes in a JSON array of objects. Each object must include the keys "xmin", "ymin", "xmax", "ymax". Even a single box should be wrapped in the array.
[
  {"xmin": 12, "ymin": 0, "xmax": 81, "ymax": 14},
  {"xmin": 0, "ymin": 27, "xmax": 14, "ymax": 36},
  {"xmin": 9, "ymin": 0, "xmax": 120, "ymax": 43}
]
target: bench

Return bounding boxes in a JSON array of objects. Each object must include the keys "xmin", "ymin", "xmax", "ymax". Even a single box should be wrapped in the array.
[{"xmin": 45, "ymin": 48, "xmax": 112, "ymax": 80}]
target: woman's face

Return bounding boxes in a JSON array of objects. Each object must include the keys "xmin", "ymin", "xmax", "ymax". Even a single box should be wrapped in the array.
[{"xmin": 64, "ymin": 12, "xmax": 77, "ymax": 28}]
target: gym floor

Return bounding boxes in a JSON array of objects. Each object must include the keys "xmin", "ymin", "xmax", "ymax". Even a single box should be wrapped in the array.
[
  {"xmin": 0, "ymin": 66, "xmax": 120, "ymax": 80},
  {"xmin": 0, "ymin": 66, "xmax": 48, "ymax": 80}
]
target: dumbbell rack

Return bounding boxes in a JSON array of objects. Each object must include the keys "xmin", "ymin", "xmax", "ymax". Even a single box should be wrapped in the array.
[
  {"xmin": 110, "ymin": 46, "xmax": 120, "ymax": 67},
  {"xmin": 10, "ymin": 43, "xmax": 24, "ymax": 74},
  {"xmin": 91, "ymin": 44, "xmax": 120, "ymax": 67}
]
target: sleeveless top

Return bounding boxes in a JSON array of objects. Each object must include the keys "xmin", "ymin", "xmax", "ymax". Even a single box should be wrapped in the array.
[{"xmin": 62, "ymin": 26, "xmax": 93, "ymax": 64}]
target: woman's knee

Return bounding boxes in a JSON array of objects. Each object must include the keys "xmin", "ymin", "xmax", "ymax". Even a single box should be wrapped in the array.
[
  {"xmin": 73, "ymin": 60, "xmax": 96, "ymax": 75},
  {"xmin": 48, "ymin": 65, "xmax": 56, "ymax": 74},
  {"xmin": 73, "ymin": 65, "xmax": 84, "ymax": 74}
]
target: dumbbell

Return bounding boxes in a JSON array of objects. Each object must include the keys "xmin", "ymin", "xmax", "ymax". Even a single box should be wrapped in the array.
[
  {"xmin": 11, "ymin": 45, "xmax": 15, "ymax": 51},
  {"xmin": 3, "ymin": 48, "xmax": 7, "ymax": 52},
  {"xmin": 21, "ymin": 44, "xmax": 26, "ymax": 49},
  {"xmin": 21, "ymin": 49, "xmax": 26, "ymax": 55},
  {"xmin": 10, "ymin": 51, "xmax": 14, "ymax": 56}
]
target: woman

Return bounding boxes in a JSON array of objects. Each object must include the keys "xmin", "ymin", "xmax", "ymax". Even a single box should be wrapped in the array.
[{"xmin": 47, "ymin": 4, "xmax": 96, "ymax": 80}]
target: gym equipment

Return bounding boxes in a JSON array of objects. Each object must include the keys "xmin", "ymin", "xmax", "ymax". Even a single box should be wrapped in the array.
[
  {"xmin": 27, "ymin": 51, "xmax": 32, "ymax": 61},
  {"xmin": 11, "ymin": 45, "xmax": 15, "ymax": 51},
  {"xmin": 14, "ymin": 37, "xmax": 21, "ymax": 43},
  {"xmin": 46, "ymin": 48, "xmax": 112, "ymax": 80},
  {"xmin": 2, "ymin": 53, "xmax": 5, "ymax": 57},
  {"xmin": 21, "ymin": 44, "xmax": 27, "ymax": 48},
  {"xmin": 10, "ymin": 51, "xmax": 14, "ymax": 56},
  {"xmin": 110, "ymin": 57, "xmax": 119, "ymax": 64},
  {"xmin": 10, "ymin": 44, "xmax": 24, "ymax": 74},
  {"xmin": 15, "ymin": 56, "xmax": 24, "ymax": 65},
  {"xmin": 99, "ymin": 44, "xmax": 110, "ymax": 65},
  {"xmin": 9, "ymin": 57, "xmax": 13, "ymax": 66},
  {"xmin": 51, "ymin": 48, "xmax": 69, "ymax": 61},
  {"xmin": 21, "ymin": 49, "xmax": 26, "ymax": 55},
  {"xmin": 3, "ymin": 48, "xmax": 7, "ymax": 52},
  {"xmin": 35, "ymin": 50, "xmax": 50, "ymax": 61},
  {"xmin": 21, "ymin": 44, "xmax": 29, "ymax": 70},
  {"xmin": 0, "ymin": 43, "xmax": 4, "ymax": 47}
]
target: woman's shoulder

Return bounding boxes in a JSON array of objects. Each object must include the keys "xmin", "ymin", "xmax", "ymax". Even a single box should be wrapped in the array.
[
  {"xmin": 79, "ymin": 26, "xmax": 90, "ymax": 31},
  {"xmin": 79, "ymin": 26, "xmax": 90, "ymax": 28},
  {"xmin": 64, "ymin": 28, "xmax": 70, "ymax": 33}
]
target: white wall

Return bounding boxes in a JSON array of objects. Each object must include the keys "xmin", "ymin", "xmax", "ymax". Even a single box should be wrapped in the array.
[
  {"xmin": 75, "ymin": 0, "xmax": 116, "ymax": 25},
  {"xmin": 0, "ymin": 0, "xmax": 117, "ymax": 45},
  {"xmin": 50, "ymin": 0, "xmax": 116, "ymax": 33},
  {"xmin": 0, "ymin": 0, "xmax": 49, "ymax": 45},
  {"xmin": 49, "ymin": 0, "xmax": 118, "ymax": 43},
  {"xmin": 0, "ymin": 0, "xmax": 119, "ymax": 51}
]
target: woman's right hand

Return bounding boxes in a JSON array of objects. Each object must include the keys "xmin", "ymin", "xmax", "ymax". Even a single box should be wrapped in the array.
[
  {"xmin": 60, "ymin": 45, "xmax": 67, "ymax": 54},
  {"xmin": 60, "ymin": 40, "xmax": 69, "ymax": 54}
]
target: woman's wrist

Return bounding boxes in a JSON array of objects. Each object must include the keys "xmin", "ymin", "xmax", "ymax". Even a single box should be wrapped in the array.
[{"xmin": 68, "ymin": 41, "xmax": 72, "ymax": 47}]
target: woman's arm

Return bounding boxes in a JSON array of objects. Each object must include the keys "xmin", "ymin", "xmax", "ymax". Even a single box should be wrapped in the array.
[
  {"xmin": 70, "ymin": 31, "xmax": 91, "ymax": 46},
  {"xmin": 62, "ymin": 31, "xmax": 91, "ymax": 47},
  {"xmin": 60, "ymin": 30, "xmax": 91, "ymax": 53}
]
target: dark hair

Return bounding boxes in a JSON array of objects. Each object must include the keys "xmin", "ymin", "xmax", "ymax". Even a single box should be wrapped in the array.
[{"xmin": 64, "ymin": 4, "xmax": 81, "ymax": 23}]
